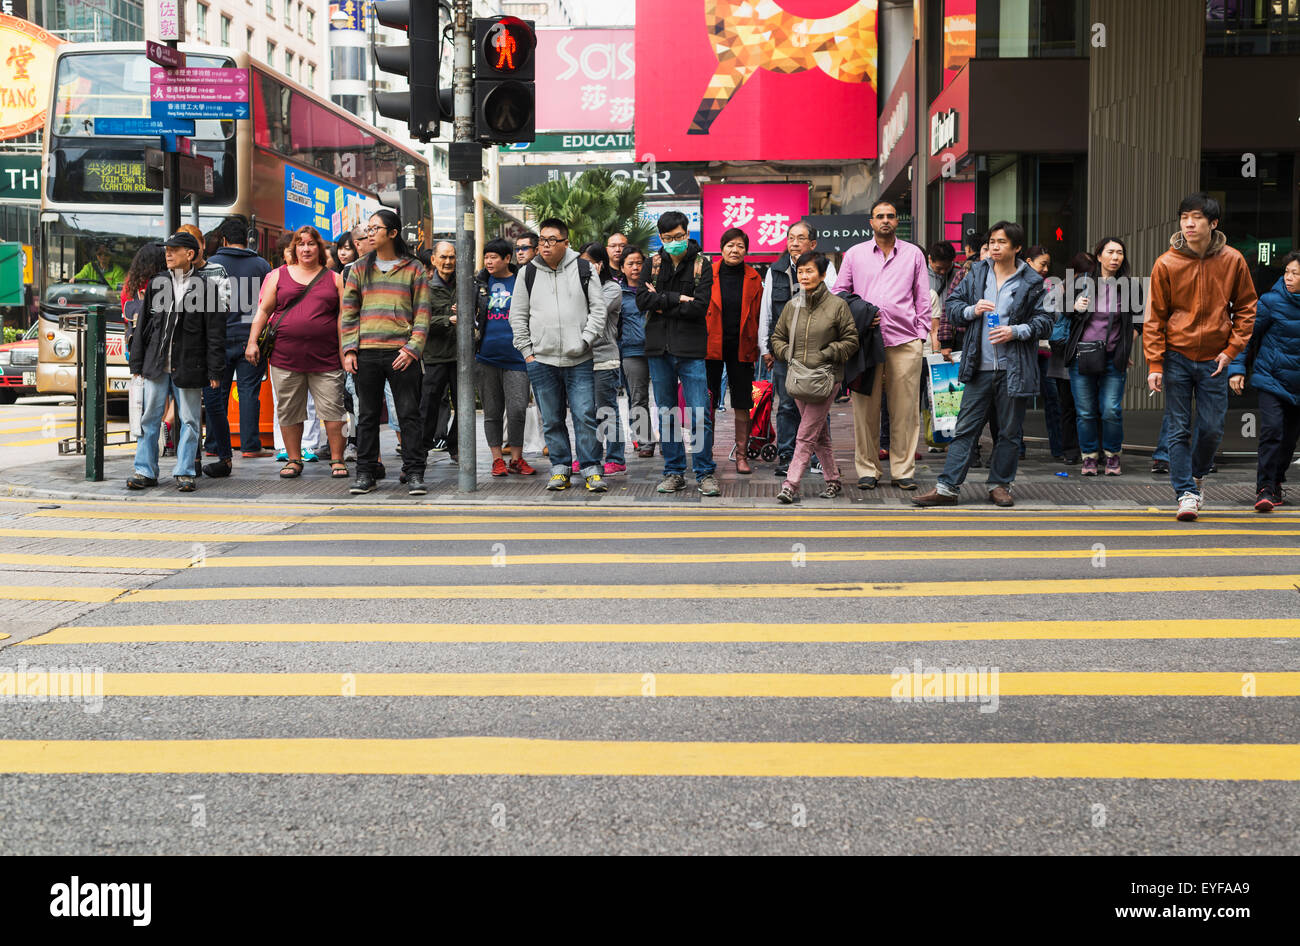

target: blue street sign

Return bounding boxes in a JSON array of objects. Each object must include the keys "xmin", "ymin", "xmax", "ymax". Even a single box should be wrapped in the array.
[
  {"xmin": 94, "ymin": 117, "xmax": 196, "ymax": 136},
  {"xmin": 151, "ymin": 101, "xmax": 249, "ymax": 120}
]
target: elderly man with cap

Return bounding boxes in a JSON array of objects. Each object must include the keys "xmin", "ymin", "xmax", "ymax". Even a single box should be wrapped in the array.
[{"xmin": 126, "ymin": 230, "xmax": 227, "ymax": 492}]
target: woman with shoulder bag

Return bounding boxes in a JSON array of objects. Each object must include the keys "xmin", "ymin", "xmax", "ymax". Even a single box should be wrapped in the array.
[
  {"xmin": 770, "ymin": 252, "xmax": 859, "ymax": 503},
  {"xmin": 1065, "ymin": 237, "xmax": 1134, "ymax": 476}
]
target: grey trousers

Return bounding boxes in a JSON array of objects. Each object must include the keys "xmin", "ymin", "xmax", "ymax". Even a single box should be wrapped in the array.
[
  {"xmin": 622, "ymin": 354, "xmax": 654, "ymax": 446},
  {"xmin": 476, "ymin": 361, "xmax": 530, "ymax": 449}
]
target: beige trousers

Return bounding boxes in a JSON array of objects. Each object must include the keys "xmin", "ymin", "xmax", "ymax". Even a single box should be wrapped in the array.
[{"xmin": 851, "ymin": 337, "xmax": 924, "ymax": 480}]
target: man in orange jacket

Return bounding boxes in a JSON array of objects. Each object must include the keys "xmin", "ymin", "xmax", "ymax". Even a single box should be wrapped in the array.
[{"xmin": 1144, "ymin": 192, "xmax": 1256, "ymax": 521}]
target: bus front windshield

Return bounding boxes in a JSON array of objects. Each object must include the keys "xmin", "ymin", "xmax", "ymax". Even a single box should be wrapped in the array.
[{"xmin": 40, "ymin": 212, "xmax": 225, "ymax": 319}]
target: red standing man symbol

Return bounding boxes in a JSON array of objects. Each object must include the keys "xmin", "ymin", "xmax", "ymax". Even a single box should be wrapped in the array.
[{"xmin": 492, "ymin": 26, "xmax": 516, "ymax": 70}]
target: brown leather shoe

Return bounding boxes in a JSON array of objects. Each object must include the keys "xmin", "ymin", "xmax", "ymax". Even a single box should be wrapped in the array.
[
  {"xmin": 637, "ymin": 444, "xmax": 655, "ymax": 459},
  {"xmin": 735, "ymin": 443, "xmax": 752, "ymax": 474},
  {"xmin": 913, "ymin": 487, "xmax": 958, "ymax": 507},
  {"xmin": 989, "ymin": 486, "xmax": 1015, "ymax": 507}
]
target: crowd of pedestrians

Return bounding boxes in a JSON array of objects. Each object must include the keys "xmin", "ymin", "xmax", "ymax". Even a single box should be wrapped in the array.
[{"xmin": 118, "ymin": 191, "xmax": 1298, "ymax": 519}]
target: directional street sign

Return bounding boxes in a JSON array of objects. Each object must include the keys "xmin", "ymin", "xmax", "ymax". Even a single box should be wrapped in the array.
[
  {"xmin": 95, "ymin": 117, "xmax": 196, "ymax": 136},
  {"xmin": 150, "ymin": 67, "xmax": 249, "ymax": 103},
  {"xmin": 145, "ymin": 41, "xmax": 185, "ymax": 70},
  {"xmin": 177, "ymin": 152, "xmax": 214, "ymax": 196},
  {"xmin": 152, "ymin": 101, "xmax": 249, "ymax": 120}
]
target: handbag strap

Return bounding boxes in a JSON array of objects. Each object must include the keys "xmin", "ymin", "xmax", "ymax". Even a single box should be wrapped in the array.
[
  {"xmin": 267, "ymin": 265, "xmax": 331, "ymax": 334},
  {"xmin": 788, "ymin": 297, "xmax": 800, "ymax": 364}
]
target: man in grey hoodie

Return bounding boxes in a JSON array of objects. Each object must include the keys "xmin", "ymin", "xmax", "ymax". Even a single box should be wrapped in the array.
[{"xmin": 509, "ymin": 217, "xmax": 609, "ymax": 492}]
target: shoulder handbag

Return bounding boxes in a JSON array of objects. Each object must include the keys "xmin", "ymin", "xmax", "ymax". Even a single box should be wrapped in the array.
[
  {"xmin": 1074, "ymin": 339, "xmax": 1107, "ymax": 375},
  {"xmin": 783, "ymin": 297, "xmax": 835, "ymax": 404},
  {"xmin": 257, "ymin": 266, "xmax": 330, "ymax": 365}
]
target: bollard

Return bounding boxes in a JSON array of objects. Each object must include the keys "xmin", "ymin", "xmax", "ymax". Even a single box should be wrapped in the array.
[{"xmin": 84, "ymin": 304, "xmax": 106, "ymax": 481}]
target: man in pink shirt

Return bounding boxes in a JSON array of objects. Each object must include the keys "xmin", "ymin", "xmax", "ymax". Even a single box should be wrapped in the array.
[{"xmin": 832, "ymin": 199, "xmax": 931, "ymax": 489}]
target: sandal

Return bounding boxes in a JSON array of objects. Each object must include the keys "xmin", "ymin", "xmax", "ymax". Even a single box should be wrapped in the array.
[
  {"xmin": 330, "ymin": 460, "xmax": 349, "ymax": 478},
  {"xmin": 279, "ymin": 459, "xmax": 304, "ymax": 478}
]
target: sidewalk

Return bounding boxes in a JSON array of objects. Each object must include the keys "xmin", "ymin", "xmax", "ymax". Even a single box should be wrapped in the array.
[{"xmin": 0, "ymin": 403, "xmax": 1273, "ymax": 509}]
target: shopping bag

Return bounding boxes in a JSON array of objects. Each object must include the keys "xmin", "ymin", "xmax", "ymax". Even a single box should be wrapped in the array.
[
  {"xmin": 523, "ymin": 402, "xmax": 546, "ymax": 456},
  {"xmin": 128, "ymin": 375, "xmax": 145, "ymax": 439},
  {"xmin": 924, "ymin": 352, "xmax": 963, "ymax": 447}
]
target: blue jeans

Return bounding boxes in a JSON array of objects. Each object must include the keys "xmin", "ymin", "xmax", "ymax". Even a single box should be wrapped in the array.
[
  {"xmin": 648, "ymin": 353, "xmax": 715, "ymax": 477},
  {"xmin": 1069, "ymin": 360, "xmax": 1126, "ymax": 457},
  {"xmin": 936, "ymin": 369, "xmax": 1026, "ymax": 495},
  {"xmin": 1162, "ymin": 349, "xmax": 1227, "ymax": 499},
  {"xmin": 594, "ymin": 367, "xmax": 625, "ymax": 465},
  {"xmin": 526, "ymin": 358, "xmax": 601, "ymax": 476},
  {"xmin": 134, "ymin": 375, "xmax": 202, "ymax": 479},
  {"xmin": 202, "ymin": 343, "xmax": 265, "ymax": 458},
  {"xmin": 768, "ymin": 358, "xmax": 800, "ymax": 461}
]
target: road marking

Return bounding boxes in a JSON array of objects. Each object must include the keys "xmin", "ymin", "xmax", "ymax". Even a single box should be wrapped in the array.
[
  {"xmin": 6, "ymin": 546, "xmax": 1300, "ymax": 570},
  {"xmin": 0, "ymin": 436, "xmax": 133, "ymax": 449},
  {"xmin": 80, "ymin": 671, "xmax": 1300, "ymax": 697},
  {"xmin": 116, "ymin": 574, "xmax": 1300, "ymax": 602},
  {"xmin": 27, "ymin": 618, "xmax": 1300, "ymax": 645},
  {"xmin": 0, "ymin": 421, "xmax": 78, "ymax": 435},
  {"xmin": 17, "ymin": 507, "xmax": 1299, "ymax": 526},
  {"xmin": 0, "ymin": 738, "xmax": 1295, "ymax": 778},
  {"xmin": 1, "ymin": 526, "xmax": 1297, "ymax": 544},
  {"xmin": 0, "ymin": 586, "xmax": 123, "ymax": 603}
]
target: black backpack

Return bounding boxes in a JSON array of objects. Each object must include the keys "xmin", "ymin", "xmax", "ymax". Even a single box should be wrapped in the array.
[{"xmin": 523, "ymin": 257, "xmax": 592, "ymax": 299}]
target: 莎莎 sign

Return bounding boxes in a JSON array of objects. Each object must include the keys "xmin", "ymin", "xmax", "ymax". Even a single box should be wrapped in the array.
[
  {"xmin": 536, "ymin": 28, "xmax": 634, "ymax": 133},
  {"xmin": 701, "ymin": 182, "xmax": 810, "ymax": 259}
]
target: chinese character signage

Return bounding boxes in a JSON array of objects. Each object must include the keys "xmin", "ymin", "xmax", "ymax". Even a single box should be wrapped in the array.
[
  {"xmin": 0, "ymin": 13, "xmax": 62, "ymax": 141},
  {"xmin": 328, "ymin": 1, "xmax": 366, "ymax": 32},
  {"xmin": 84, "ymin": 159, "xmax": 151, "ymax": 194},
  {"xmin": 154, "ymin": 0, "xmax": 182, "ymax": 41},
  {"xmin": 701, "ymin": 183, "xmax": 809, "ymax": 259},
  {"xmin": 535, "ymin": 28, "xmax": 633, "ymax": 132},
  {"xmin": 635, "ymin": 0, "xmax": 878, "ymax": 162}
]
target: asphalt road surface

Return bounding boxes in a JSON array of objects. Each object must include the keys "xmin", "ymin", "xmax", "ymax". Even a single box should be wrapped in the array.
[{"xmin": 0, "ymin": 497, "xmax": 1297, "ymax": 854}]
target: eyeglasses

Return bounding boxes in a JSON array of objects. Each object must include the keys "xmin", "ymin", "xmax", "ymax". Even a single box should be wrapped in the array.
[
  {"xmin": 538, "ymin": 237, "xmax": 567, "ymax": 247},
  {"xmin": 873, "ymin": 213, "xmax": 898, "ymax": 220},
  {"xmin": 515, "ymin": 244, "xmax": 535, "ymax": 252}
]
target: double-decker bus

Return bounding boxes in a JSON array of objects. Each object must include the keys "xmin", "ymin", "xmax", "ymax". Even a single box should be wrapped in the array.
[{"xmin": 37, "ymin": 42, "xmax": 430, "ymax": 396}]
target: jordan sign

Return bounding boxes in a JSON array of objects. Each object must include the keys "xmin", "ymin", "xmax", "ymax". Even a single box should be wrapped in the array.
[{"xmin": 635, "ymin": 0, "xmax": 879, "ymax": 162}]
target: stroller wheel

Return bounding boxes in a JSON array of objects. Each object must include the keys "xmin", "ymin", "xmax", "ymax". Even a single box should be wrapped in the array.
[
  {"xmin": 746, "ymin": 444, "xmax": 760, "ymax": 459},
  {"xmin": 760, "ymin": 444, "xmax": 778, "ymax": 462}
]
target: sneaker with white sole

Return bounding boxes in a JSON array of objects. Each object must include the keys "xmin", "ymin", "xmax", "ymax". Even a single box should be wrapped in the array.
[{"xmin": 1176, "ymin": 491, "xmax": 1202, "ymax": 521}]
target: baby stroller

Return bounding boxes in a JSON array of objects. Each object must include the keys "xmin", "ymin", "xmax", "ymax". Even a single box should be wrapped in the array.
[{"xmin": 731, "ymin": 379, "xmax": 779, "ymax": 463}]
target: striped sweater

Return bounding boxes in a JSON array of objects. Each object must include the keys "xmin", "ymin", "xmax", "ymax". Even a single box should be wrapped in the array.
[{"xmin": 340, "ymin": 255, "xmax": 432, "ymax": 357}]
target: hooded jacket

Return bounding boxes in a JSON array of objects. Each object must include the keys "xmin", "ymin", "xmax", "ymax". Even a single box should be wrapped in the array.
[
  {"xmin": 1229, "ymin": 276, "xmax": 1300, "ymax": 406},
  {"xmin": 944, "ymin": 258, "xmax": 1051, "ymax": 398},
  {"xmin": 1144, "ymin": 229, "xmax": 1257, "ymax": 371},
  {"xmin": 591, "ymin": 277, "xmax": 622, "ymax": 370},
  {"xmin": 509, "ymin": 247, "xmax": 607, "ymax": 367},
  {"xmin": 208, "ymin": 246, "xmax": 271, "ymax": 348},
  {"xmin": 129, "ymin": 268, "xmax": 227, "ymax": 388},
  {"xmin": 637, "ymin": 240, "xmax": 713, "ymax": 359}
]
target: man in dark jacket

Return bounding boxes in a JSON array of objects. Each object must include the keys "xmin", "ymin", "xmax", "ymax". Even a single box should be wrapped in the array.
[
  {"xmin": 637, "ymin": 211, "xmax": 718, "ymax": 495},
  {"xmin": 423, "ymin": 240, "xmax": 463, "ymax": 463},
  {"xmin": 127, "ymin": 230, "xmax": 227, "ymax": 492},
  {"xmin": 914, "ymin": 221, "xmax": 1051, "ymax": 508},
  {"xmin": 201, "ymin": 216, "xmax": 272, "ymax": 475}
]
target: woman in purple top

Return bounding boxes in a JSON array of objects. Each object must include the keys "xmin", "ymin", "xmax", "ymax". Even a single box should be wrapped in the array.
[
  {"xmin": 245, "ymin": 226, "xmax": 349, "ymax": 479},
  {"xmin": 1066, "ymin": 236, "xmax": 1135, "ymax": 475}
]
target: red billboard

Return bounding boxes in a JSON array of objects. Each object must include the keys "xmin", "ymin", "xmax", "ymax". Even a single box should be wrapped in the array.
[{"xmin": 635, "ymin": 0, "xmax": 879, "ymax": 163}]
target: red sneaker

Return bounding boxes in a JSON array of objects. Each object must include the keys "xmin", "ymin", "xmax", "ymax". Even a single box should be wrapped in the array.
[
  {"xmin": 491, "ymin": 457, "xmax": 509, "ymax": 477},
  {"xmin": 508, "ymin": 457, "xmax": 537, "ymax": 475}
]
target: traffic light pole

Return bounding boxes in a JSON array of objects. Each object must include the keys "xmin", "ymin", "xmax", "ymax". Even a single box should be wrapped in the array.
[{"xmin": 454, "ymin": 0, "xmax": 477, "ymax": 492}]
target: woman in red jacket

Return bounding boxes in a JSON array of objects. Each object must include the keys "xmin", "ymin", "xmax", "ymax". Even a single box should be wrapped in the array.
[{"xmin": 706, "ymin": 227, "xmax": 763, "ymax": 472}]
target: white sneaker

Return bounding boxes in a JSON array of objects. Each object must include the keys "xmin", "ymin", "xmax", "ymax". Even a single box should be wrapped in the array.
[
  {"xmin": 1176, "ymin": 491, "xmax": 1202, "ymax": 522},
  {"xmin": 343, "ymin": 442, "xmax": 357, "ymax": 462}
]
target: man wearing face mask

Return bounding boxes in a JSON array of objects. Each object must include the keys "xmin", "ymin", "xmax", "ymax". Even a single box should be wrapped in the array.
[
  {"xmin": 637, "ymin": 211, "xmax": 718, "ymax": 495},
  {"xmin": 758, "ymin": 222, "xmax": 838, "ymax": 476}
]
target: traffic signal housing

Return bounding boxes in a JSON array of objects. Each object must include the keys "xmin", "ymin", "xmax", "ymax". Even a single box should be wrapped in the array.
[
  {"xmin": 473, "ymin": 16, "xmax": 535, "ymax": 144},
  {"xmin": 372, "ymin": 0, "xmax": 441, "ymax": 142}
]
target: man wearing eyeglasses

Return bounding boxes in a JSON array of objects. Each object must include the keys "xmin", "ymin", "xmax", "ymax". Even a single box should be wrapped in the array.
[
  {"xmin": 514, "ymin": 232, "xmax": 539, "ymax": 266},
  {"xmin": 833, "ymin": 198, "xmax": 930, "ymax": 492},
  {"xmin": 605, "ymin": 232, "xmax": 629, "ymax": 283},
  {"xmin": 509, "ymin": 218, "xmax": 609, "ymax": 492}
]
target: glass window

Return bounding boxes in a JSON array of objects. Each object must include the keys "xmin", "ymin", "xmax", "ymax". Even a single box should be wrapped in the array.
[
  {"xmin": 247, "ymin": 27, "xmax": 254, "ymax": 51},
  {"xmin": 975, "ymin": 0, "xmax": 1088, "ymax": 59},
  {"xmin": 306, "ymin": 9, "xmax": 315, "ymax": 39},
  {"xmin": 283, "ymin": 0, "xmax": 291, "ymax": 24},
  {"xmin": 1206, "ymin": 0, "xmax": 1300, "ymax": 55},
  {"xmin": 307, "ymin": 63, "xmax": 315, "ymax": 87},
  {"xmin": 266, "ymin": 0, "xmax": 273, "ymax": 16},
  {"xmin": 221, "ymin": 15, "xmax": 230, "ymax": 46},
  {"xmin": 267, "ymin": 40, "xmax": 275, "ymax": 64},
  {"xmin": 196, "ymin": 2, "xmax": 208, "ymax": 42},
  {"xmin": 285, "ymin": 50, "xmax": 293, "ymax": 76}
]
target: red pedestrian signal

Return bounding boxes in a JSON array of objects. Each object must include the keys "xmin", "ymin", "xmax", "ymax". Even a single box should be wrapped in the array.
[
  {"xmin": 478, "ymin": 17, "xmax": 534, "ymax": 76},
  {"xmin": 473, "ymin": 16, "xmax": 535, "ymax": 143}
]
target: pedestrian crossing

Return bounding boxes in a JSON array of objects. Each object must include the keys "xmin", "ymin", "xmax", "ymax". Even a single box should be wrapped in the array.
[{"xmin": 1, "ymin": 497, "xmax": 1298, "ymax": 833}]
